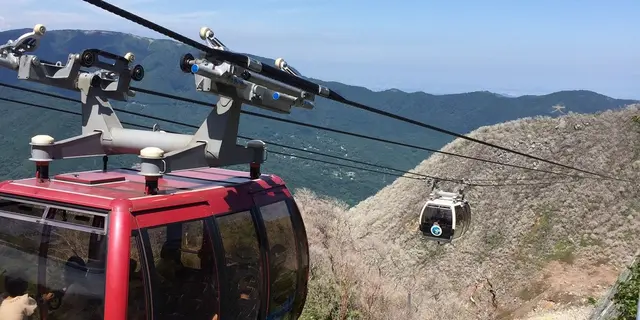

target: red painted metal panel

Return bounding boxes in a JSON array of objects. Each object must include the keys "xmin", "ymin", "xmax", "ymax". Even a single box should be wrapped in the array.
[
  {"xmin": 104, "ymin": 199, "xmax": 133, "ymax": 320},
  {"xmin": 0, "ymin": 182, "xmax": 115, "ymax": 209},
  {"xmin": 0, "ymin": 168, "xmax": 290, "ymax": 230},
  {"xmin": 0, "ymin": 168, "xmax": 284, "ymax": 206},
  {"xmin": 130, "ymin": 193, "xmax": 209, "ymax": 212},
  {"xmin": 55, "ymin": 171, "xmax": 127, "ymax": 184},
  {"xmin": 252, "ymin": 188, "xmax": 291, "ymax": 207},
  {"xmin": 134, "ymin": 201, "xmax": 212, "ymax": 228},
  {"xmin": 177, "ymin": 168, "xmax": 249, "ymax": 179}
]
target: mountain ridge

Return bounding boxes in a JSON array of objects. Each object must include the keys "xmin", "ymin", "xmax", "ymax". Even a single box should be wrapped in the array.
[
  {"xmin": 3, "ymin": 28, "xmax": 633, "ymax": 100},
  {"xmin": 0, "ymin": 27, "xmax": 637, "ymax": 205}
]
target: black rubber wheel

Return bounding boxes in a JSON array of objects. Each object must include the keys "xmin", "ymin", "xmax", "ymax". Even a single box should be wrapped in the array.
[
  {"xmin": 80, "ymin": 50, "xmax": 96, "ymax": 67},
  {"xmin": 180, "ymin": 53, "xmax": 194, "ymax": 73},
  {"xmin": 131, "ymin": 64, "xmax": 145, "ymax": 81},
  {"xmin": 90, "ymin": 74, "xmax": 101, "ymax": 87}
]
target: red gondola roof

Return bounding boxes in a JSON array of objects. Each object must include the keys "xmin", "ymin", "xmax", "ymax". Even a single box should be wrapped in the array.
[{"xmin": 0, "ymin": 167, "xmax": 286, "ymax": 211}]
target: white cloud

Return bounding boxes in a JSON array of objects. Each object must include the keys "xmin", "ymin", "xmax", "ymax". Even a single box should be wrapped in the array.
[{"xmin": 0, "ymin": 16, "xmax": 8, "ymax": 31}]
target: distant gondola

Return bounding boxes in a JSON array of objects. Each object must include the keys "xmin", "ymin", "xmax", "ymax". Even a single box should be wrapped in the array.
[{"xmin": 418, "ymin": 190, "xmax": 471, "ymax": 243}]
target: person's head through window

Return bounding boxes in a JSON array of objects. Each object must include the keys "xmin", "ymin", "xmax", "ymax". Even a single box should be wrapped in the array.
[
  {"xmin": 0, "ymin": 272, "xmax": 54, "ymax": 319},
  {"xmin": 3, "ymin": 273, "xmax": 28, "ymax": 299},
  {"xmin": 157, "ymin": 242, "xmax": 183, "ymax": 282},
  {"xmin": 64, "ymin": 256, "xmax": 87, "ymax": 288},
  {"xmin": 197, "ymin": 247, "xmax": 214, "ymax": 271},
  {"xmin": 160, "ymin": 243, "xmax": 182, "ymax": 264}
]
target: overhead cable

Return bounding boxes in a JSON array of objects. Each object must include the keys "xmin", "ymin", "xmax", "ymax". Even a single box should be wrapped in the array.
[
  {"xmin": 0, "ymin": 82, "xmax": 598, "ymax": 181},
  {"xmin": 0, "ymin": 95, "xmax": 581, "ymax": 187},
  {"xmin": 79, "ymin": 0, "xmax": 629, "ymax": 182}
]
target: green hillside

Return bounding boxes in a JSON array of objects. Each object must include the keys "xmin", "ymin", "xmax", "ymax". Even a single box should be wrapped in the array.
[{"xmin": 0, "ymin": 28, "xmax": 636, "ymax": 204}]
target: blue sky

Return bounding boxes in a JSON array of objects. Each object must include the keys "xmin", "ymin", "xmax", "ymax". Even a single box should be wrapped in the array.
[{"xmin": 1, "ymin": 0, "xmax": 638, "ymax": 98}]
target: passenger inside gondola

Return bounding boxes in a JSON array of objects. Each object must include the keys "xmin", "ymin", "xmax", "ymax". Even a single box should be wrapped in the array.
[
  {"xmin": 215, "ymin": 211, "xmax": 262, "ymax": 320},
  {"xmin": 156, "ymin": 243, "xmax": 185, "ymax": 283},
  {"xmin": 143, "ymin": 220, "xmax": 220, "ymax": 320},
  {"xmin": 0, "ymin": 203, "xmax": 108, "ymax": 320},
  {"xmin": 422, "ymin": 206, "xmax": 453, "ymax": 238},
  {"xmin": 0, "ymin": 272, "xmax": 54, "ymax": 320},
  {"xmin": 52, "ymin": 255, "xmax": 105, "ymax": 319}
]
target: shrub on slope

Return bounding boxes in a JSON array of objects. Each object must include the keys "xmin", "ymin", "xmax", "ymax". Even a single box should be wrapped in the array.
[
  {"xmin": 296, "ymin": 189, "xmax": 392, "ymax": 320},
  {"xmin": 299, "ymin": 105, "xmax": 640, "ymax": 319}
]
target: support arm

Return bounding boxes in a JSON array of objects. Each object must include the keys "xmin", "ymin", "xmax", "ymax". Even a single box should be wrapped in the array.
[{"xmin": 2, "ymin": 25, "xmax": 274, "ymax": 189}]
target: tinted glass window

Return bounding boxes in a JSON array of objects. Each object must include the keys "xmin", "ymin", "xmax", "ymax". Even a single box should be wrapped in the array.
[
  {"xmin": 453, "ymin": 205, "xmax": 464, "ymax": 237},
  {"xmin": 288, "ymin": 201, "xmax": 309, "ymax": 318},
  {"xmin": 216, "ymin": 211, "xmax": 261, "ymax": 320},
  {"xmin": 424, "ymin": 206, "xmax": 453, "ymax": 225},
  {"xmin": 0, "ymin": 203, "xmax": 107, "ymax": 320},
  {"xmin": 128, "ymin": 233, "xmax": 147, "ymax": 320},
  {"xmin": 145, "ymin": 219, "xmax": 219, "ymax": 320},
  {"xmin": 464, "ymin": 205, "xmax": 471, "ymax": 232},
  {"xmin": 260, "ymin": 201, "xmax": 298, "ymax": 319},
  {"xmin": 423, "ymin": 206, "xmax": 453, "ymax": 238},
  {"xmin": 464, "ymin": 205, "xmax": 470, "ymax": 233}
]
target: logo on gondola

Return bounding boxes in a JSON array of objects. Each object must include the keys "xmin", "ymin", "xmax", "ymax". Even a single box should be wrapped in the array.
[{"xmin": 430, "ymin": 224, "xmax": 442, "ymax": 237}]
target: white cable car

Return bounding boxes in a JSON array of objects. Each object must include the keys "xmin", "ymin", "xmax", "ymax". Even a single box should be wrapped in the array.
[{"xmin": 418, "ymin": 190, "xmax": 471, "ymax": 243}]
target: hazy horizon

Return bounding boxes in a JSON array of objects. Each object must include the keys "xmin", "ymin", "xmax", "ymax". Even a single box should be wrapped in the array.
[{"xmin": 2, "ymin": 0, "xmax": 638, "ymax": 99}]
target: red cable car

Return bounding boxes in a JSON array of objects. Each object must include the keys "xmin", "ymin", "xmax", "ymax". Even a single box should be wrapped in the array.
[
  {"xmin": 0, "ymin": 25, "xmax": 317, "ymax": 319},
  {"xmin": 0, "ymin": 167, "xmax": 309, "ymax": 320}
]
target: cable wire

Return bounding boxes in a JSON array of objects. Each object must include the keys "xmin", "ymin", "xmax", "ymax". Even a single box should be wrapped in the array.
[
  {"xmin": 268, "ymin": 151, "xmax": 427, "ymax": 181},
  {"xmin": 0, "ymin": 95, "xmax": 580, "ymax": 187},
  {"xmin": 0, "ymin": 96, "xmax": 427, "ymax": 181},
  {"xmin": 79, "ymin": 0, "xmax": 629, "ymax": 182},
  {"xmin": 241, "ymin": 139, "xmax": 573, "ymax": 184},
  {"xmin": 0, "ymin": 82, "xmax": 598, "ymax": 181}
]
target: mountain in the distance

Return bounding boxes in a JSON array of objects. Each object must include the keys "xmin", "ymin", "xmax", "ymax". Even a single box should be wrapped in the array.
[{"xmin": 0, "ymin": 28, "xmax": 637, "ymax": 204}]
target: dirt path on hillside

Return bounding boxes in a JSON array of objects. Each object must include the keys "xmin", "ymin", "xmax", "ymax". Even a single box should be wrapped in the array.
[
  {"xmin": 508, "ymin": 261, "xmax": 618, "ymax": 320},
  {"xmin": 519, "ymin": 306, "xmax": 592, "ymax": 320}
]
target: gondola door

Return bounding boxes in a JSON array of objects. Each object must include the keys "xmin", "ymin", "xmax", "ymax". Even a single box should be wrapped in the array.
[
  {"xmin": 131, "ymin": 203, "xmax": 223, "ymax": 320},
  {"xmin": 214, "ymin": 204, "xmax": 264, "ymax": 320}
]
